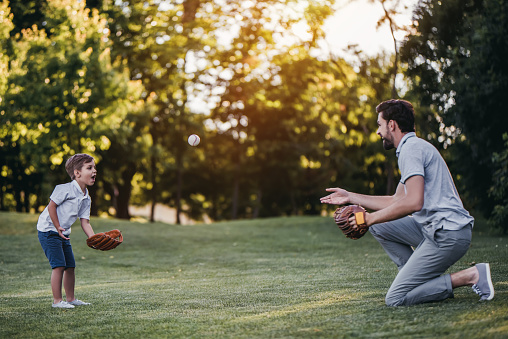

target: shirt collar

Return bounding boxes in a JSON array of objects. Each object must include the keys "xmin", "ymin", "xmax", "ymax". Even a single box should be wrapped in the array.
[
  {"xmin": 72, "ymin": 180, "xmax": 89, "ymax": 198},
  {"xmin": 396, "ymin": 132, "xmax": 416, "ymax": 157}
]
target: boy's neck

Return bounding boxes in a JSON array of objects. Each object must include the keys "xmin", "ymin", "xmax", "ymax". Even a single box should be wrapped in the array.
[{"xmin": 75, "ymin": 180, "xmax": 87, "ymax": 194}]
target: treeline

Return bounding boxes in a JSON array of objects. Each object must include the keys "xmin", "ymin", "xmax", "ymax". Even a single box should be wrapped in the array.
[{"xmin": 0, "ymin": 0, "xmax": 507, "ymax": 232}]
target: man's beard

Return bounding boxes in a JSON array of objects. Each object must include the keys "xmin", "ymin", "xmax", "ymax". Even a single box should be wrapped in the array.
[{"xmin": 382, "ymin": 135, "xmax": 395, "ymax": 150}]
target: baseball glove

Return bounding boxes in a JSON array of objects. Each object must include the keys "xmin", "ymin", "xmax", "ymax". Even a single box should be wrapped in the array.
[
  {"xmin": 86, "ymin": 229, "xmax": 123, "ymax": 251},
  {"xmin": 334, "ymin": 205, "xmax": 368, "ymax": 240}
]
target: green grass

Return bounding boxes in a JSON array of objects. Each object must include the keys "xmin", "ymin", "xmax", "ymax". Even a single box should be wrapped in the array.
[{"xmin": 1, "ymin": 211, "xmax": 507, "ymax": 338}]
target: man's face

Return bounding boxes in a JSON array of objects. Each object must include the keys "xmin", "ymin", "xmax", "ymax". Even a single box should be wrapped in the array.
[{"xmin": 376, "ymin": 113, "xmax": 395, "ymax": 150}]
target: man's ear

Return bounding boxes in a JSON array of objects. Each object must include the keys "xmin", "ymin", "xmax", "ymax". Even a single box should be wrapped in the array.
[{"xmin": 388, "ymin": 119, "xmax": 398, "ymax": 132}]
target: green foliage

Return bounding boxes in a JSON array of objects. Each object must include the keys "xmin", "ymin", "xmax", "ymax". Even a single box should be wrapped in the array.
[
  {"xmin": 2, "ymin": 0, "xmax": 472, "ymax": 226},
  {"xmin": 0, "ymin": 2, "xmax": 15, "ymax": 211},
  {"xmin": 6, "ymin": 0, "xmax": 46, "ymax": 37},
  {"xmin": 489, "ymin": 134, "xmax": 508, "ymax": 233},
  {"xmin": 401, "ymin": 0, "xmax": 508, "ymax": 215},
  {"xmin": 204, "ymin": 0, "xmax": 394, "ymax": 218},
  {"xmin": 1, "ymin": 0, "xmax": 146, "ymax": 216},
  {"xmin": 1, "ymin": 212, "xmax": 508, "ymax": 338},
  {"xmin": 101, "ymin": 0, "xmax": 223, "ymax": 221}
]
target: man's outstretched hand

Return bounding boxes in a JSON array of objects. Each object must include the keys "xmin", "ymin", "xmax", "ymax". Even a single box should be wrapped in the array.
[{"xmin": 320, "ymin": 188, "xmax": 350, "ymax": 205}]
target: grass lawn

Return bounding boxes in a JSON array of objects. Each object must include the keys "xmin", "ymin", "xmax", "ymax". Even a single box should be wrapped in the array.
[{"xmin": 1, "ymin": 211, "xmax": 507, "ymax": 338}]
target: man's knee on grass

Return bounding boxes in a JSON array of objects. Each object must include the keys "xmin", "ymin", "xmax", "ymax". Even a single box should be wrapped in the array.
[{"xmin": 385, "ymin": 293, "xmax": 405, "ymax": 307}]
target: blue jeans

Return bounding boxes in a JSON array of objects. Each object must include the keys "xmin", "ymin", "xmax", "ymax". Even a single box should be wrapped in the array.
[
  {"xmin": 369, "ymin": 217, "xmax": 472, "ymax": 306},
  {"xmin": 38, "ymin": 231, "xmax": 76, "ymax": 269}
]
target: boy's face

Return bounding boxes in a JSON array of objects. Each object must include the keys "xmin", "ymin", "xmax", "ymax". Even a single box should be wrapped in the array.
[{"xmin": 74, "ymin": 160, "xmax": 97, "ymax": 187}]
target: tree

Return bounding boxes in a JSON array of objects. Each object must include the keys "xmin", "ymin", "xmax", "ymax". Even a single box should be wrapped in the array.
[
  {"xmin": 364, "ymin": 0, "xmax": 417, "ymax": 194},
  {"xmin": 1, "ymin": 0, "xmax": 145, "ymax": 216},
  {"xmin": 101, "ymin": 0, "xmax": 218, "ymax": 223},
  {"xmin": 490, "ymin": 134, "xmax": 508, "ymax": 233},
  {"xmin": 205, "ymin": 1, "xmax": 339, "ymax": 217},
  {"xmin": 0, "ymin": 1, "xmax": 16, "ymax": 210},
  {"xmin": 400, "ymin": 0, "xmax": 508, "ymax": 218},
  {"xmin": 0, "ymin": 0, "xmax": 418, "ymax": 222}
]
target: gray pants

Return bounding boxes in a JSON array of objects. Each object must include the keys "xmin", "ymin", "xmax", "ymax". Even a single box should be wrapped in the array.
[{"xmin": 369, "ymin": 216, "xmax": 472, "ymax": 306}]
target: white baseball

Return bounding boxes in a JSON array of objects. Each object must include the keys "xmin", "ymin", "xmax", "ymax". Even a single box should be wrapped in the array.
[{"xmin": 188, "ymin": 134, "xmax": 200, "ymax": 146}]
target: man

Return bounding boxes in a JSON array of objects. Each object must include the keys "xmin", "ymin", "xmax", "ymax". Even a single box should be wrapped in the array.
[{"xmin": 320, "ymin": 99, "xmax": 494, "ymax": 306}]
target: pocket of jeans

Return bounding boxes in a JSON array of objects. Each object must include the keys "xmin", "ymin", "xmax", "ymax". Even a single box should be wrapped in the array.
[{"xmin": 434, "ymin": 228, "xmax": 471, "ymax": 250}]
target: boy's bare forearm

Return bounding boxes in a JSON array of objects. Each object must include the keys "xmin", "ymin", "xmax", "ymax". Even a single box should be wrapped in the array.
[
  {"xmin": 48, "ymin": 201, "xmax": 61, "ymax": 229},
  {"xmin": 81, "ymin": 219, "xmax": 95, "ymax": 238}
]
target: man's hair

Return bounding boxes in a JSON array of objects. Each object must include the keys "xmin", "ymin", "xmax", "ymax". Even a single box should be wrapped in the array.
[
  {"xmin": 376, "ymin": 99, "xmax": 415, "ymax": 133},
  {"xmin": 65, "ymin": 153, "xmax": 94, "ymax": 180}
]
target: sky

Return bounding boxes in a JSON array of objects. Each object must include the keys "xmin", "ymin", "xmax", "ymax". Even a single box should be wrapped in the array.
[
  {"xmin": 188, "ymin": 0, "xmax": 420, "ymax": 114},
  {"xmin": 324, "ymin": 0, "xmax": 418, "ymax": 55},
  {"xmin": 322, "ymin": 0, "xmax": 420, "ymax": 56}
]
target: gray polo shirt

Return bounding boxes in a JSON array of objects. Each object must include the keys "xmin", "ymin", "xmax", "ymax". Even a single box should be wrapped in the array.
[
  {"xmin": 396, "ymin": 132, "xmax": 474, "ymax": 231},
  {"xmin": 37, "ymin": 180, "xmax": 91, "ymax": 236}
]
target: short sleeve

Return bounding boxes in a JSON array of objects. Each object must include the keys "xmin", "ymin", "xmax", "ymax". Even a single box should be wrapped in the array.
[
  {"xmin": 49, "ymin": 184, "xmax": 70, "ymax": 206},
  {"xmin": 78, "ymin": 199, "xmax": 91, "ymax": 220},
  {"xmin": 399, "ymin": 147, "xmax": 425, "ymax": 184}
]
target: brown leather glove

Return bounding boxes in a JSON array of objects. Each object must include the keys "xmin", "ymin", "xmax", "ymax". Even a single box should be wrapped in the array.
[
  {"xmin": 86, "ymin": 229, "xmax": 123, "ymax": 251},
  {"xmin": 334, "ymin": 205, "xmax": 368, "ymax": 240}
]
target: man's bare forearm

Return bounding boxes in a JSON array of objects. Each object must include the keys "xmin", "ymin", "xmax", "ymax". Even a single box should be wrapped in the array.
[{"xmin": 348, "ymin": 193, "xmax": 396, "ymax": 211}]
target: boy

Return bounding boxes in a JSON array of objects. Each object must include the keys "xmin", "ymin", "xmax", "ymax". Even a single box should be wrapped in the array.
[{"xmin": 37, "ymin": 153, "xmax": 97, "ymax": 308}]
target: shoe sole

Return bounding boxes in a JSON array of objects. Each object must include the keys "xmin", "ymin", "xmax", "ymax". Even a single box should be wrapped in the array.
[
  {"xmin": 482, "ymin": 263, "xmax": 495, "ymax": 301},
  {"xmin": 52, "ymin": 305, "xmax": 74, "ymax": 309},
  {"xmin": 52, "ymin": 306, "xmax": 74, "ymax": 308}
]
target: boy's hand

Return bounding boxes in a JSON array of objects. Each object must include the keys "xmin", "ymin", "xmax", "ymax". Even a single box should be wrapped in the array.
[{"xmin": 57, "ymin": 227, "xmax": 69, "ymax": 240}]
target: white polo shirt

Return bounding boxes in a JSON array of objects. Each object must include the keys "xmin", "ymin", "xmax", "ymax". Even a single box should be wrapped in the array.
[
  {"xmin": 37, "ymin": 180, "xmax": 91, "ymax": 236},
  {"xmin": 396, "ymin": 132, "xmax": 474, "ymax": 231}
]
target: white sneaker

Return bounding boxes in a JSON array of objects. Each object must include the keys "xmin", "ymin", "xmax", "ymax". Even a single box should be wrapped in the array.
[
  {"xmin": 68, "ymin": 299, "xmax": 91, "ymax": 306},
  {"xmin": 52, "ymin": 301, "xmax": 75, "ymax": 309}
]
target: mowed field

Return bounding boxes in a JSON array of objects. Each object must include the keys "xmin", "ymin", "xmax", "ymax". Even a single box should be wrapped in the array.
[{"xmin": 1, "ymin": 211, "xmax": 507, "ymax": 338}]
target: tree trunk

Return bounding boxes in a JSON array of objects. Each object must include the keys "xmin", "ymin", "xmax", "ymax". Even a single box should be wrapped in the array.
[
  {"xmin": 14, "ymin": 187, "xmax": 22, "ymax": 212},
  {"xmin": 0, "ymin": 184, "xmax": 4, "ymax": 210},
  {"xmin": 231, "ymin": 158, "xmax": 240, "ymax": 219},
  {"xmin": 24, "ymin": 191, "xmax": 30, "ymax": 213},
  {"xmin": 380, "ymin": 0, "xmax": 399, "ymax": 99},
  {"xmin": 385, "ymin": 157, "xmax": 395, "ymax": 195},
  {"xmin": 89, "ymin": 184, "xmax": 98, "ymax": 216},
  {"xmin": 150, "ymin": 155, "xmax": 156, "ymax": 222},
  {"xmin": 231, "ymin": 175, "xmax": 239, "ymax": 220},
  {"xmin": 182, "ymin": 0, "xmax": 201, "ymax": 23},
  {"xmin": 115, "ymin": 168, "xmax": 135, "ymax": 219},
  {"xmin": 253, "ymin": 189, "xmax": 262, "ymax": 219},
  {"xmin": 175, "ymin": 156, "xmax": 183, "ymax": 225},
  {"xmin": 380, "ymin": 0, "xmax": 399, "ymax": 193}
]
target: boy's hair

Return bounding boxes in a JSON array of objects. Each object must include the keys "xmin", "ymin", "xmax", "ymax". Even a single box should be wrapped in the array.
[
  {"xmin": 376, "ymin": 99, "xmax": 416, "ymax": 133},
  {"xmin": 65, "ymin": 154, "xmax": 94, "ymax": 180}
]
